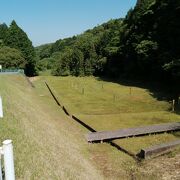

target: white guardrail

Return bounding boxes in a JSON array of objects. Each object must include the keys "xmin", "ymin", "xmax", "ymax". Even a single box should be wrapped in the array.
[
  {"xmin": 0, "ymin": 140, "xmax": 15, "ymax": 180},
  {"xmin": 0, "ymin": 97, "xmax": 15, "ymax": 179}
]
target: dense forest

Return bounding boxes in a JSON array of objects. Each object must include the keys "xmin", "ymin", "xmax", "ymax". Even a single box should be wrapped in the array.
[
  {"xmin": 36, "ymin": 0, "xmax": 180, "ymax": 96},
  {"xmin": 36, "ymin": 18, "xmax": 123, "ymax": 77},
  {"xmin": 0, "ymin": 20, "xmax": 37, "ymax": 76},
  {"xmin": 0, "ymin": 0, "xmax": 180, "ymax": 96}
]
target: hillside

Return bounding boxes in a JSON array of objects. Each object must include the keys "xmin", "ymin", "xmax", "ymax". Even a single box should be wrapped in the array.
[
  {"xmin": 0, "ymin": 74, "xmax": 179, "ymax": 179},
  {"xmin": 35, "ymin": 18, "xmax": 123, "ymax": 77},
  {"xmin": 0, "ymin": 75, "xmax": 103, "ymax": 179},
  {"xmin": 36, "ymin": 0, "xmax": 180, "ymax": 98},
  {"xmin": 0, "ymin": 0, "xmax": 179, "ymax": 179}
]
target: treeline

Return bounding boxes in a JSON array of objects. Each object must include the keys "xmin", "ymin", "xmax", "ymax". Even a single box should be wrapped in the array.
[
  {"xmin": 36, "ymin": 18, "xmax": 123, "ymax": 77},
  {"xmin": 0, "ymin": 20, "xmax": 36, "ymax": 76},
  {"xmin": 36, "ymin": 0, "xmax": 180, "ymax": 95}
]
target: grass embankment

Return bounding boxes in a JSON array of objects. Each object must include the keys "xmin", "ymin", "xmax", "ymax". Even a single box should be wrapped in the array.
[
  {"xmin": 0, "ymin": 75, "xmax": 103, "ymax": 179},
  {"xmin": 0, "ymin": 75, "xmax": 179, "ymax": 179}
]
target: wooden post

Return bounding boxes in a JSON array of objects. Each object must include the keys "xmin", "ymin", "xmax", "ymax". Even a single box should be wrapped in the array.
[
  {"xmin": 101, "ymin": 84, "xmax": 104, "ymax": 90},
  {"xmin": 172, "ymin": 99, "xmax": 175, "ymax": 112},
  {"xmin": 129, "ymin": 87, "xmax": 132, "ymax": 95}
]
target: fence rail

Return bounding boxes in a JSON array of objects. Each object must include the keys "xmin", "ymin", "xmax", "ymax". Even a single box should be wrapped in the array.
[{"xmin": 0, "ymin": 69, "xmax": 24, "ymax": 74}]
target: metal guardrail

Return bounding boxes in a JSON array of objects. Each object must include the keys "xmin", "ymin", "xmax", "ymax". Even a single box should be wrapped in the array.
[{"xmin": 0, "ymin": 69, "xmax": 24, "ymax": 74}]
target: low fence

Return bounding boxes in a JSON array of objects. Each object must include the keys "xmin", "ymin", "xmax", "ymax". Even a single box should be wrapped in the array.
[
  {"xmin": 0, "ymin": 140, "xmax": 15, "ymax": 180},
  {"xmin": 0, "ymin": 69, "xmax": 24, "ymax": 74}
]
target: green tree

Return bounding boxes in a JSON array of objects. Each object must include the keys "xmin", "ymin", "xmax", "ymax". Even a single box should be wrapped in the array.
[
  {"xmin": 52, "ymin": 48, "xmax": 72, "ymax": 76},
  {"xmin": 135, "ymin": 40, "xmax": 158, "ymax": 74},
  {"xmin": 70, "ymin": 48, "xmax": 84, "ymax": 76},
  {"xmin": 0, "ymin": 46, "xmax": 26, "ymax": 68},
  {"xmin": 0, "ymin": 23, "xmax": 8, "ymax": 43},
  {"xmin": 5, "ymin": 20, "xmax": 37, "ymax": 76},
  {"xmin": 36, "ymin": 44, "xmax": 52, "ymax": 59}
]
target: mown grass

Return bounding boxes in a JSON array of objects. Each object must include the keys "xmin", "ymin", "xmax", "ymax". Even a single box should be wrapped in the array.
[
  {"xmin": 0, "ymin": 74, "xmax": 179, "ymax": 179},
  {"xmin": 44, "ymin": 76, "xmax": 170, "ymax": 115},
  {"xmin": 38, "ymin": 76, "xmax": 180, "ymax": 179},
  {"xmin": 0, "ymin": 75, "xmax": 104, "ymax": 179}
]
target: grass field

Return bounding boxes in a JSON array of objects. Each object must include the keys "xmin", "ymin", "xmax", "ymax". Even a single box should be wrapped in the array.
[
  {"xmin": 0, "ymin": 74, "xmax": 179, "ymax": 179},
  {"xmin": 35, "ymin": 76, "xmax": 180, "ymax": 179}
]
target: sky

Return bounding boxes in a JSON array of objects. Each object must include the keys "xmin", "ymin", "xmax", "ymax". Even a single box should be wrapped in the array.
[{"xmin": 0, "ymin": 0, "xmax": 137, "ymax": 46}]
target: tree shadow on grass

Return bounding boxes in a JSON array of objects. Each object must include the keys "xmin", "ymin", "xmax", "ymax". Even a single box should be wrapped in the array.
[
  {"xmin": 97, "ymin": 76, "xmax": 171, "ymax": 100},
  {"xmin": 97, "ymin": 76, "xmax": 180, "ymax": 114}
]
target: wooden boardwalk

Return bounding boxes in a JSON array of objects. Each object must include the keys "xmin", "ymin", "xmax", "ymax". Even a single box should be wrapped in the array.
[
  {"xmin": 138, "ymin": 139, "xmax": 180, "ymax": 159},
  {"xmin": 86, "ymin": 122, "xmax": 180, "ymax": 142}
]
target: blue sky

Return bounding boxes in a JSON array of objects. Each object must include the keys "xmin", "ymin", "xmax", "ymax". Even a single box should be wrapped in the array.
[{"xmin": 0, "ymin": 0, "xmax": 136, "ymax": 46}]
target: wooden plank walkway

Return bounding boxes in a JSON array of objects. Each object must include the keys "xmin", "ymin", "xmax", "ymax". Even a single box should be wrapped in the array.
[
  {"xmin": 138, "ymin": 139, "xmax": 180, "ymax": 159},
  {"xmin": 86, "ymin": 122, "xmax": 180, "ymax": 142}
]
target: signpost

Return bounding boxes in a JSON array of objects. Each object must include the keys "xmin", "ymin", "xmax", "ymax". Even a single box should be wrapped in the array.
[{"xmin": 0, "ymin": 96, "xmax": 3, "ymax": 118}]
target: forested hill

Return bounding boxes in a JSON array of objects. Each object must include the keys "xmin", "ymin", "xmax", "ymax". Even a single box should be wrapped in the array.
[
  {"xmin": 0, "ymin": 20, "xmax": 37, "ymax": 76},
  {"xmin": 36, "ymin": 18, "xmax": 123, "ymax": 77},
  {"xmin": 37, "ymin": 0, "xmax": 180, "ymax": 96}
]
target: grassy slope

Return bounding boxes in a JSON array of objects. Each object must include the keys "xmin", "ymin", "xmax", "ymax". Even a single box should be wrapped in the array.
[
  {"xmin": 0, "ymin": 75, "xmax": 103, "ymax": 179},
  {"xmin": 0, "ymin": 75, "xmax": 179, "ymax": 180}
]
